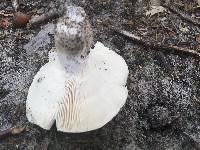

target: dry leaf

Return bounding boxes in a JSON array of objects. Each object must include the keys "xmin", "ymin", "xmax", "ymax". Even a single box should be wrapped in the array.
[
  {"xmin": 11, "ymin": 126, "xmax": 26, "ymax": 134},
  {"xmin": 168, "ymin": 31, "xmax": 176, "ymax": 36},
  {"xmin": 127, "ymin": 20, "xmax": 136, "ymax": 27},
  {"xmin": 197, "ymin": 0, "xmax": 200, "ymax": 6},
  {"xmin": 146, "ymin": 6, "xmax": 166, "ymax": 17},
  {"xmin": 0, "ymin": 18, "xmax": 9, "ymax": 29},
  {"xmin": 195, "ymin": 34, "xmax": 200, "ymax": 43}
]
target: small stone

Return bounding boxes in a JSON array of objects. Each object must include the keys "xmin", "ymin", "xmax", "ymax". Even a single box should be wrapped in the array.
[{"xmin": 13, "ymin": 12, "xmax": 30, "ymax": 28}]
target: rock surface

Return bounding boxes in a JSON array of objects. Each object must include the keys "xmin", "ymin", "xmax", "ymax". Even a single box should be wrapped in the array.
[{"xmin": 0, "ymin": 0, "xmax": 200, "ymax": 149}]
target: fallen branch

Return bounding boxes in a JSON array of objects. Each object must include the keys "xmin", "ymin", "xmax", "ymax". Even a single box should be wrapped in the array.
[
  {"xmin": 0, "ymin": 125, "xmax": 25, "ymax": 139},
  {"xmin": 27, "ymin": 0, "xmax": 67, "ymax": 28},
  {"xmin": 28, "ymin": 10, "xmax": 61, "ymax": 28},
  {"xmin": 162, "ymin": 3, "xmax": 200, "ymax": 27},
  {"xmin": 111, "ymin": 27, "xmax": 200, "ymax": 58}
]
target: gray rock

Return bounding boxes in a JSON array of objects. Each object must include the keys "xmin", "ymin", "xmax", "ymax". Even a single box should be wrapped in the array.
[{"xmin": 24, "ymin": 23, "xmax": 55, "ymax": 56}]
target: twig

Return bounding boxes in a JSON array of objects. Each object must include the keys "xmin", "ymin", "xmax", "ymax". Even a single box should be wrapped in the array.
[
  {"xmin": 27, "ymin": 0, "xmax": 67, "ymax": 28},
  {"xmin": 28, "ymin": 10, "xmax": 61, "ymax": 28},
  {"xmin": 0, "ymin": 125, "xmax": 25, "ymax": 139},
  {"xmin": 162, "ymin": 3, "xmax": 200, "ymax": 27},
  {"xmin": 111, "ymin": 27, "xmax": 200, "ymax": 58},
  {"xmin": 0, "ymin": 11, "xmax": 13, "ymax": 17}
]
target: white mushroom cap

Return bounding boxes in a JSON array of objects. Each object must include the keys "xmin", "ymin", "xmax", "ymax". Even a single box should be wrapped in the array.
[{"xmin": 26, "ymin": 42, "xmax": 128, "ymax": 132}]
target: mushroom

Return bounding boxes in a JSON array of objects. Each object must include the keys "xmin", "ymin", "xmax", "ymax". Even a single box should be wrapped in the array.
[{"xmin": 26, "ymin": 6, "xmax": 129, "ymax": 133}]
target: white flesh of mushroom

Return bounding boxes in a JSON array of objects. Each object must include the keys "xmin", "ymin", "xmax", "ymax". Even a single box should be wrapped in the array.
[
  {"xmin": 26, "ymin": 42, "xmax": 128, "ymax": 132},
  {"xmin": 26, "ymin": 6, "xmax": 129, "ymax": 133}
]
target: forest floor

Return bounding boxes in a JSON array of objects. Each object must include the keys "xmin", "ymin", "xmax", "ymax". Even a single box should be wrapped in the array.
[{"xmin": 0, "ymin": 0, "xmax": 200, "ymax": 149}]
